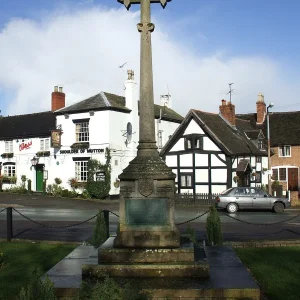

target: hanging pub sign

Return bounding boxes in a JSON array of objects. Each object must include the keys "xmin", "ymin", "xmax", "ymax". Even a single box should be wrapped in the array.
[{"xmin": 51, "ymin": 130, "xmax": 61, "ymax": 148}]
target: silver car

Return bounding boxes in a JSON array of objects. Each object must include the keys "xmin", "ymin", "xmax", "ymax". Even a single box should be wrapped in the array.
[{"xmin": 216, "ymin": 187, "xmax": 291, "ymax": 213}]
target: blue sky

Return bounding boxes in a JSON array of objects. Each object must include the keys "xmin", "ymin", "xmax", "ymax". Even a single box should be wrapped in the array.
[{"xmin": 0, "ymin": 0, "xmax": 300, "ymax": 115}]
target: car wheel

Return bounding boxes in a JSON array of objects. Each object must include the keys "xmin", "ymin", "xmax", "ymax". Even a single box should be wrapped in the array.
[
  {"xmin": 273, "ymin": 202, "xmax": 284, "ymax": 213},
  {"xmin": 227, "ymin": 203, "xmax": 238, "ymax": 213}
]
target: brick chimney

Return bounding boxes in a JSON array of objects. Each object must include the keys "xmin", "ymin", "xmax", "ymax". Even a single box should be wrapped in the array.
[
  {"xmin": 256, "ymin": 92, "xmax": 266, "ymax": 124},
  {"xmin": 219, "ymin": 99, "xmax": 236, "ymax": 126},
  {"xmin": 51, "ymin": 86, "xmax": 65, "ymax": 112}
]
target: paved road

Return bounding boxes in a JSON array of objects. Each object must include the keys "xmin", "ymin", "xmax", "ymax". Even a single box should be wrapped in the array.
[{"xmin": 1, "ymin": 193, "xmax": 300, "ymax": 242}]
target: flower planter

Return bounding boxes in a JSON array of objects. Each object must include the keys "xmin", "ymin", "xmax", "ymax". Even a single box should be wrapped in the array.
[
  {"xmin": 70, "ymin": 142, "xmax": 90, "ymax": 149},
  {"xmin": 36, "ymin": 151, "xmax": 51, "ymax": 157},
  {"xmin": 1, "ymin": 153, "xmax": 14, "ymax": 159}
]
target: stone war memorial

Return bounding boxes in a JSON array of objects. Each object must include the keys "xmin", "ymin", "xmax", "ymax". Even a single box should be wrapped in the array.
[
  {"xmin": 46, "ymin": 1, "xmax": 261, "ymax": 299},
  {"xmin": 82, "ymin": 0, "xmax": 210, "ymax": 290}
]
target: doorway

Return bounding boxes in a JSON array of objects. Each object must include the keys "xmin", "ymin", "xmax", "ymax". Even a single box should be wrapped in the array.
[
  {"xmin": 36, "ymin": 164, "xmax": 44, "ymax": 192},
  {"xmin": 288, "ymin": 168, "xmax": 298, "ymax": 191}
]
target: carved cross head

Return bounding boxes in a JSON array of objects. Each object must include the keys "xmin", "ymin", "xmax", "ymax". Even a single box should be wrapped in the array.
[{"xmin": 117, "ymin": 0, "xmax": 171, "ymax": 10}]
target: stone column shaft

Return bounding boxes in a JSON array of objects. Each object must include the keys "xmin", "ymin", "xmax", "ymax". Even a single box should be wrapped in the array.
[{"xmin": 138, "ymin": 0, "xmax": 157, "ymax": 155}]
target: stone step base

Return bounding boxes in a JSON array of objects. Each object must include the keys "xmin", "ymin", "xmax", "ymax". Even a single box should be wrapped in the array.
[
  {"xmin": 82, "ymin": 263, "xmax": 209, "ymax": 279},
  {"xmin": 98, "ymin": 237, "xmax": 197, "ymax": 264},
  {"xmin": 55, "ymin": 277, "xmax": 260, "ymax": 300}
]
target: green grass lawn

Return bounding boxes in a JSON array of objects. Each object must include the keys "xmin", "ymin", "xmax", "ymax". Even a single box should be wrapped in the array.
[
  {"xmin": 0, "ymin": 241, "xmax": 76, "ymax": 300},
  {"xmin": 236, "ymin": 246, "xmax": 300, "ymax": 300}
]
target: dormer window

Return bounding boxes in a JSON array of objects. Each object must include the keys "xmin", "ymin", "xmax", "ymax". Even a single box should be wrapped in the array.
[
  {"xmin": 184, "ymin": 134, "xmax": 203, "ymax": 150},
  {"xmin": 258, "ymin": 139, "xmax": 264, "ymax": 150}
]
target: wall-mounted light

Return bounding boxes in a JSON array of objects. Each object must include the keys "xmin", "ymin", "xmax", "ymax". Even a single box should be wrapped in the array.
[
  {"xmin": 64, "ymin": 114, "xmax": 69, "ymax": 119},
  {"xmin": 31, "ymin": 156, "xmax": 39, "ymax": 167},
  {"xmin": 89, "ymin": 111, "xmax": 95, "ymax": 116}
]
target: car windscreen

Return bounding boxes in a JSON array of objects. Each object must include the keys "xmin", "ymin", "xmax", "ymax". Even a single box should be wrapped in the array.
[{"xmin": 220, "ymin": 188, "xmax": 234, "ymax": 195}]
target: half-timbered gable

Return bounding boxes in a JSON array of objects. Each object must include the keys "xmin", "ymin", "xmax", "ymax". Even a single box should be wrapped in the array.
[{"xmin": 161, "ymin": 102, "xmax": 268, "ymax": 195}]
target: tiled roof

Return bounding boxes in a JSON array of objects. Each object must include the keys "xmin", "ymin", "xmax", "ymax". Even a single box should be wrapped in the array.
[
  {"xmin": 0, "ymin": 111, "xmax": 56, "ymax": 140},
  {"xmin": 237, "ymin": 111, "xmax": 300, "ymax": 146},
  {"xmin": 160, "ymin": 109, "xmax": 265, "ymax": 157},
  {"xmin": 193, "ymin": 110, "xmax": 264, "ymax": 156},
  {"xmin": 56, "ymin": 91, "xmax": 184, "ymax": 123},
  {"xmin": 55, "ymin": 92, "xmax": 130, "ymax": 114}
]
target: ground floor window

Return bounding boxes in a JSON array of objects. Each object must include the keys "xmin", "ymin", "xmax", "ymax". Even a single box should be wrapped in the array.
[
  {"xmin": 3, "ymin": 164, "xmax": 16, "ymax": 177},
  {"xmin": 180, "ymin": 173, "xmax": 193, "ymax": 188},
  {"xmin": 75, "ymin": 161, "xmax": 88, "ymax": 181}
]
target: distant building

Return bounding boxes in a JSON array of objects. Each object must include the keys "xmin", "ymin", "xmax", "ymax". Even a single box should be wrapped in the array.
[
  {"xmin": 238, "ymin": 94, "xmax": 300, "ymax": 194},
  {"xmin": 0, "ymin": 70, "xmax": 183, "ymax": 194}
]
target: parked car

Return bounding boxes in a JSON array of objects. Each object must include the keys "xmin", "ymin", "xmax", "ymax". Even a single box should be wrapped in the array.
[{"xmin": 215, "ymin": 187, "xmax": 291, "ymax": 213}]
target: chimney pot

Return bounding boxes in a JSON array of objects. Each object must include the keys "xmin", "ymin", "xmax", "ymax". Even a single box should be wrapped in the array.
[
  {"xmin": 127, "ymin": 69, "xmax": 134, "ymax": 80},
  {"xmin": 219, "ymin": 100, "xmax": 235, "ymax": 126},
  {"xmin": 51, "ymin": 86, "xmax": 66, "ymax": 112},
  {"xmin": 256, "ymin": 93, "xmax": 266, "ymax": 124}
]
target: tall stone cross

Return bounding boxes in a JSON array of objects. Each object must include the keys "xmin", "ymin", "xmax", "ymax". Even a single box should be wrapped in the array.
[
  {"xmin": 116, "ymin": 0, "xmax": 179, "ymax": 249},
  {"xmin": 118, "ymin": 0, "xmax": 171, "ymax": 156}
]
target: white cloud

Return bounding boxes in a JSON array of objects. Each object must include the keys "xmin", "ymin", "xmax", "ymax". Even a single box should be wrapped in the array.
[{"xmin": 0, "ymin": 6, "xmax": 299, "ymax": 117}]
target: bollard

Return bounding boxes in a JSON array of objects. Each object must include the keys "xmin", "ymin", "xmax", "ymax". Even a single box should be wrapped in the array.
[
  {"xmin": 7, "ymin": 207, "xmax": 13, "ymax": 242},
  {"xmin": 103, "ymin": 210, "xmax": 110, "ymax": 239}
]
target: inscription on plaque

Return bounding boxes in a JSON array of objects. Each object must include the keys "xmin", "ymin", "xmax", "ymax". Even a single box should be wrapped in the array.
[{"xmin": 125, "ymin": 198, "xmax": 168, "ymax": 226}]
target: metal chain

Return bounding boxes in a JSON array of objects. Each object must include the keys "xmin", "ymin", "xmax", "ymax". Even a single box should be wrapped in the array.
[
  {"xmin": 12, "ymin": 208, "xmax": 102, "ymax": 229},
  {"xmin": 221, "ymin": 211, "xmax": 300, "ymax": 225},
  {"xmin": 106, "ymin": 210, "xmax": 120, "ymax": 218},
  {"xmin": 176, "ymin": 210, "xmax": 209, "ymax": 226},
  {"xmin": 0, "ymin": 208, "xmax": 6, "ymax": 214}
]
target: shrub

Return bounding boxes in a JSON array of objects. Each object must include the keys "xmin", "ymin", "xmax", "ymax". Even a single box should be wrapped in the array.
[
  {"xmin": 206, "ymin": 205, "xmax": 223, "ymax": 246},
  {"xmin": 76, "ymin": 277, "xmax": 149, "ymax": 300},
  {"xmin": 0, "ymin": 252, "xmax": 8, "ymax": 268},
  {"xmin": 54, "ymin": 178, "xmax": 62, "ymax": 185},
  {"xmin": 81, "ymin": 190, "xmax": 90, "ymax": 199},
  {"xmin": 21, "ymin": 175, "xmax": 27, "ymax": 188},
  {"xmin": 86, "ymin": 148, "xmax": 111, "ymax": 199},
  {"xmin": 61, "ymin": 189, "xmax": 71, "ymax": 198},
  {"xmin": 46, "ymin": 184, "xmax": 53, "ymax": 195},
  {"xmin": 8, "ymin": 186, "xmax": 27, "ymax": 194},
  {"xmin": 52, "ymin": 184, "xmax": 63, "ymax": 197},
  {"xmin": 17, "ymin": 269, "xmax": 57, "ymax": 300},
  {"xmin": 91, "ymin": 210, "xmax": 107, "ymax": 248},
  {"xmin": 185, "ymin": 224, "xmax": 197, "ymax": 245}
]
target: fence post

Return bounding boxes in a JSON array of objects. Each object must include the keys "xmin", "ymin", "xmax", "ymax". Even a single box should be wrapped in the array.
[
  {"xmin": 7, "ymin": 207, "xmax": 13, "ymax": 242},
  {"xmin": 103, "ymin": 210, "xmax": 110, "ymax": 239}
]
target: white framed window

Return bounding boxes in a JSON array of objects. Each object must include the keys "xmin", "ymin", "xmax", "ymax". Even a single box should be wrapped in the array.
[
  {"xmin": 180, "ymin": 173, "xmax": 193, "ymax": 188},
  {"xmin": 75, "ymin": 161, "xmax": 88, "ymax": 182},
  {"xmin": 3, "ymin": 164, "xmax": 16, "ymax": 177},
  {"xmin": 279, "ymin": 146, "xmax": 291, "ymax": 157},
  {"xmin": 76, "ymin": 122, "xmax": 89, "ymax": 142},
  {"xmin": 40, "ymin": 138, "xmax": 50, "ymax": 151},
  {"xmin": 5, "ymin": 141, "xmax": 13, "ymax": 153}
]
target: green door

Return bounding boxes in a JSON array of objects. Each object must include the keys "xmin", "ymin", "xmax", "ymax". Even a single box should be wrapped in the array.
[{"xmin": 36, "ymin": 166, "xmax": 44, "ymax": 192}]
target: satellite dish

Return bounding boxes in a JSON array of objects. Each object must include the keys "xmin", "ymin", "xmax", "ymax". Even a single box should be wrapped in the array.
[{"xmin": 127, "ymin": 122, "xmax": 132, "ymax": 143}]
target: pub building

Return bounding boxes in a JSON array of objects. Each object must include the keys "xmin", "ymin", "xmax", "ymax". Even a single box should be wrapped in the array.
[{"xmin": 0, "ymin": 70, "xmax": 183, "ymax": 193}]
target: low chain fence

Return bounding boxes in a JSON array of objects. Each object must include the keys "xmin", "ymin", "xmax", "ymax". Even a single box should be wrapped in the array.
[{"xmin": 1, "ymin": 206, "xmax": 300, "ymax": 241}]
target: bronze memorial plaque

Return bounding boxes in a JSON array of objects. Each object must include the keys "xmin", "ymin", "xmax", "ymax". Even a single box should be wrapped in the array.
[{"xmin": 125, "ymin": 198, "xmax": 168, "ymax": 225}]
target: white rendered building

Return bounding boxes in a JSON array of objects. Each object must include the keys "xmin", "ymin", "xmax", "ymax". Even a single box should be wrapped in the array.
[{"xmin": 0, "ymin": 70, "xmax": 183, "ymax": 194}]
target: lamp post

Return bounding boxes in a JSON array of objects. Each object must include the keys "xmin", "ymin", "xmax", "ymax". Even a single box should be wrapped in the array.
[
  {"xmin": 267, "ymin": 103, "xmax": 274, "ymax": 194},
  {"xmin": 31, "ymin": 156, "xmax": 39, "ymax": 167}
]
